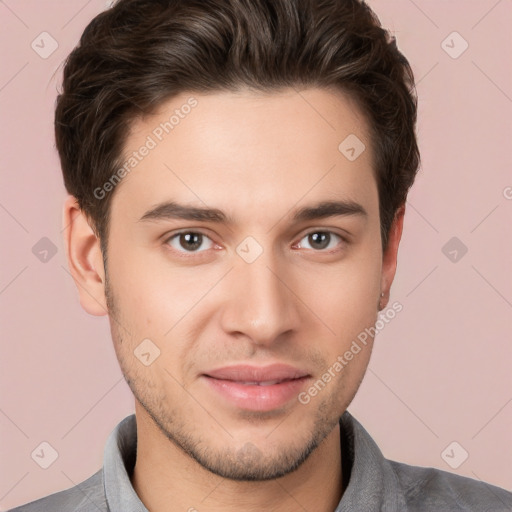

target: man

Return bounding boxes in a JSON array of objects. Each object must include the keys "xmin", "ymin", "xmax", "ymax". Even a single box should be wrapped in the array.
[{"xmin": 10, "ymin": 0, "xmax": 512, "ymax": 510}]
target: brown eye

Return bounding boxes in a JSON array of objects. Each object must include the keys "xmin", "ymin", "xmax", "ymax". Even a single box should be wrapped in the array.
[
  {"xmin": 298, "ymin": 231, "xmax": 343, "ymax": 251},
  {"xmin": 166, "ymin": 232, "xmax": 213, "ymax": 253}
]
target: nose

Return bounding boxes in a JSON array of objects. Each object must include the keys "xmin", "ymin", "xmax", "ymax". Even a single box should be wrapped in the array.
[{"xmin": 219, "ymin": 249, "xmax": 302, "ymax": 347}]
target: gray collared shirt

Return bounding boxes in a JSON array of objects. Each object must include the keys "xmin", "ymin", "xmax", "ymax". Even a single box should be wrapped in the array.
[{"xmin": 9, "ymin": 411, "xmax": 512, "ymax": 511}]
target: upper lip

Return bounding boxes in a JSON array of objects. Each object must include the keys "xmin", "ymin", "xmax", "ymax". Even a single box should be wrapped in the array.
[{"xmin": 204, "ymin": 364, "xmax": 310, "ymax": 382}]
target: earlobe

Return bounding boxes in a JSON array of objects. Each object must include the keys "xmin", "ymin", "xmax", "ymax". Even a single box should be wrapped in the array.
[
  {"xmin": 379, "ymin": 204, "xmax": 405, "ymax": 310},
  {"xmin": 62, "ymin": 195, "xmax": 108, "ymax": 316}
]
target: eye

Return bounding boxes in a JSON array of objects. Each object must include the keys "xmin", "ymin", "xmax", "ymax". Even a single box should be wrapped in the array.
[
  {"xmin": 165, "ymin": 231, "xmax": 215, "ymax": 253},
  {"xmin": 296, "ymin": 231, "xmax": 344, "ymax": 251}
]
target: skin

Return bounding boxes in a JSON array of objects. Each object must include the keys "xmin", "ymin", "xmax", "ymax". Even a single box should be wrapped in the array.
[{"xmin": 63, "ymin": 87, "xmax": 404, "ymax": 512}]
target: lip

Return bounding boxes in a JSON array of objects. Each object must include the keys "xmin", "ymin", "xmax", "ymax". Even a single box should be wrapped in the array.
[
  {"xmin": 202, "ymin": 364, "xmax": 311, "ymax": 412},
  {"xmin": 205, "ymin": 364, "xmax": 309, "ymax": 382}
]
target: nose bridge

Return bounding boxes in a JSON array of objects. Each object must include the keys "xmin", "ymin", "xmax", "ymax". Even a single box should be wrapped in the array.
[{"xmin": 220, "ymin": 244, "xmax": 300, "ymax": 344}]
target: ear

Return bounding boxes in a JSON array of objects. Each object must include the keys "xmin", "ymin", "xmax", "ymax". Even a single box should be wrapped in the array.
[
  {"xmin": 62, "ymin": 195, "xmax": 108, "ymax": 316},
  {"xmin": 379, "ymin": 204, "xmax": 405, "ymax": 310}
]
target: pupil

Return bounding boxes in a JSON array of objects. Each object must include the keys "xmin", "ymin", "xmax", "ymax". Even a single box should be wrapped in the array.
[
  {"xmin": 180, "ymin": 233, "xmax": 202, "ymax": 251},
  {"xmin": 309, "ymin": 232, "xmax": 330, "ymax": 250}
]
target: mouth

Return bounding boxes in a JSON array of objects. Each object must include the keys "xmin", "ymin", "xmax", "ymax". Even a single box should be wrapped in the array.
[
  {"xmin": 222, "ymin": 378, "xmax": 298, "ymax": 386},
  {"xmin": 201, "ymin": 364, "xmax": 311, "ymax": 412}
]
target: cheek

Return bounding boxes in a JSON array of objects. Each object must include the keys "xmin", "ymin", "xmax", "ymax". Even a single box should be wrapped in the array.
[
  {"xmin": 304, "ymin": 247, "xmax": 382, "ymax": 336},
  {"xmin": 106, "ymin": 244, "xmax": 220, "ymax": 355},
  {"xmin": 105, "ymin": 252, "xmax": 166, "ymax": 345}
]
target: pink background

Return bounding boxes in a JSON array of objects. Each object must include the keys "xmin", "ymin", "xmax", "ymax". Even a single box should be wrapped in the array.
[{"xmin": 1, "ymin": 0, "xmax": 511, "ymax": 509}]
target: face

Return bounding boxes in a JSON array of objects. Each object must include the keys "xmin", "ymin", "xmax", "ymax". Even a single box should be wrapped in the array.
[{"xmin": 101, "ymin": 87, "xmax": 387, "ymax": 480}]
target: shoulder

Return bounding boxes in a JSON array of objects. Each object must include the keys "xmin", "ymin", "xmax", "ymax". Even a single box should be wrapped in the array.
[
  {"xmin": 8, "ymin": 469, "xmax": 107, "ymax": 512},
  {"xmin": 389, "ymin": 460, "xmax": 512, "ymax": 511}
]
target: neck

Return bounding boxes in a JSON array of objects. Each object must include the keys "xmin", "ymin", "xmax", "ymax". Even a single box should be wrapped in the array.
[{"xmin": 131, "ymin": 407, "xmax": 344, "ymax": 512}]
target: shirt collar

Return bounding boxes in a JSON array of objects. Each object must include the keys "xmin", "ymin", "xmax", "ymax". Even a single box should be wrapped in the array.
[
  {"xmin": 335, "ymin": 411, "xmax": 406, "ymax": 511},
  {"xmin": 103, "ymin": 410, "xmax": 405, "ymax": 512},
  {"xmin": 103, "ymin": 414, "xmax": 148, "ymax": 512}
]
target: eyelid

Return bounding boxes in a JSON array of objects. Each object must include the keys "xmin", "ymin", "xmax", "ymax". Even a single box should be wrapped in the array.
[
  {"xmin": 299, "ymin": 227, "xmax": 349, "ymax": 242},
  {"xmin": 294, "ymin": 229, "xmax": 347, "ymax": 251},
  {"xmin": 163, "ymin": 229, "xmax": 218, "ymax": 254},
  {"xmin": 162, "ymin": 227, "xmax": 349, "ymax": 257}
]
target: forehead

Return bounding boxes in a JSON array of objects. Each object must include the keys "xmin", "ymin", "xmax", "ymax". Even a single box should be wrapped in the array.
[{"xmin": 111, "ymin": 87, "xmax": 378, "ymax": 224}]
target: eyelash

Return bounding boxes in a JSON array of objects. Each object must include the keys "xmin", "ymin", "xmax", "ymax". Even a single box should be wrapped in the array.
[{"xmin": 163, "ymin": 229, "xmax": 348, "ymax": 257}]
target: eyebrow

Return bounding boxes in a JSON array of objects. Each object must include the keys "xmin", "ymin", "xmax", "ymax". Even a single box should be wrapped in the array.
[{"xmin": 139, "ymin": 199, "xmax": 368, "ymax": 224}]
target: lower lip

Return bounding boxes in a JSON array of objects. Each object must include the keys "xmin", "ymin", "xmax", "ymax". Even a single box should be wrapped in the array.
[{"xmin": 202, "ymin": 376, "xmax": 310, "ymax": 412}]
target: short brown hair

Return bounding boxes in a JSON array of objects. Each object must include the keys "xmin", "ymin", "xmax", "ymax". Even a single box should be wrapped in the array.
[{"xmin": 55, "ymin": 0, "xmax": 420, "ymax": 256}]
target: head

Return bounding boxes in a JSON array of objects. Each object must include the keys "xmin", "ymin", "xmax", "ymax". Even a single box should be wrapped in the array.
[{"xmin": 60, "ymin": 0, "xmax": 419, "ymax": 481}]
